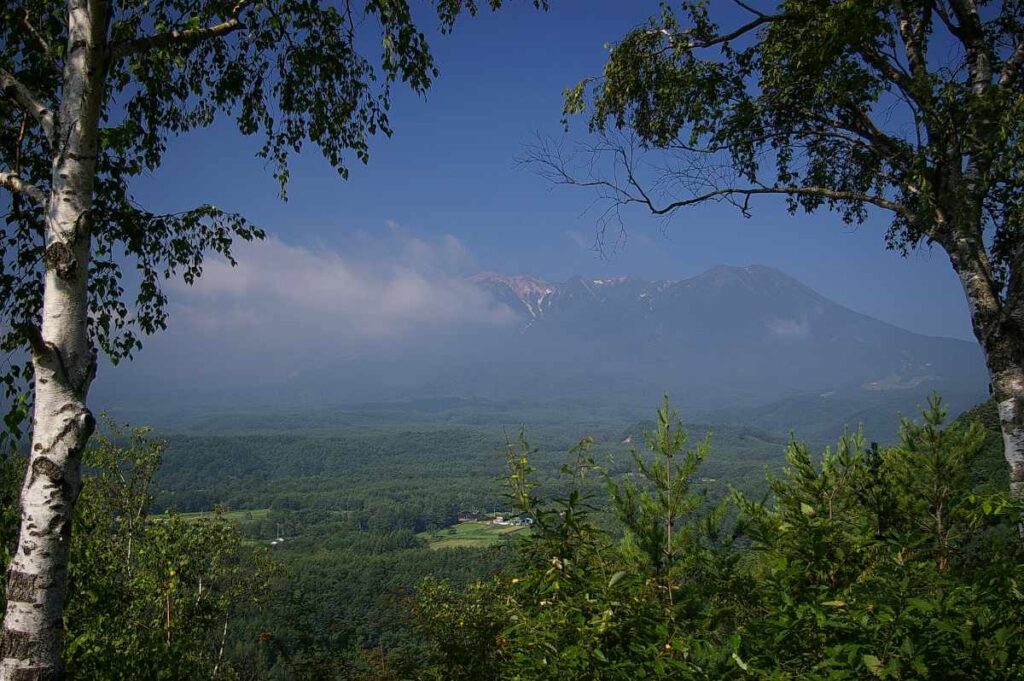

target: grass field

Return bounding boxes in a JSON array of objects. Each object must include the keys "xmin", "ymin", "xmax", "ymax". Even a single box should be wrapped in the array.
[{"xmin": 419, "ymin": 521, "xmax": 527, "ymax": 550}]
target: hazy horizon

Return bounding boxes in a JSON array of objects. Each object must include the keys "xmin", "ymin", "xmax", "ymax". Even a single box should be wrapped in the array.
[{"xmin": 94, "ymin": 258, "xmax": 987, "ymax": 441}]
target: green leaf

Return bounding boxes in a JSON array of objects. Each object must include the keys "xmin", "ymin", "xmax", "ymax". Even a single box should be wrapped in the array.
[{"xmin": 863, "ymin": 654, "xmax": 884, "ymax": 676}]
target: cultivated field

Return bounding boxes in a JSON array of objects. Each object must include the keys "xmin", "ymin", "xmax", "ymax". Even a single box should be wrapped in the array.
[{"xmin": 419, "ymin": 521, "xmax": 527, "ymax": 550}]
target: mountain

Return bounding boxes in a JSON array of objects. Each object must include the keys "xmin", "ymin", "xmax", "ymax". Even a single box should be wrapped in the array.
[
  {"xmin": 468, "ymin": 265, "xmax": 981, "ymax": 394},
  {"xmin": 455, "ymin": 265, "xmax": 987, "ymax": 437},
  {"xmin": 96, "ymin": 264, "xmax": 988, "ymax": 441}
]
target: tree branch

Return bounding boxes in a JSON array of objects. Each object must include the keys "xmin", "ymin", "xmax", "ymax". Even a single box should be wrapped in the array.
[
  {"xmin": 15, "ymin": 323, "xmax": 47, "ymax": 358},
  {"xmin": 947, "ymin": 0, "xmax": 992, "ymax": 94},
  {"xmin": 110, "ymin": 0, "xmax": 257, "ymax": 60},
  {"xmin": 667, "ymin": 125, "xmax": 887, "ymax": 157},
  {"xmin": 639, "ymin": 185, "xmax": 914, "ymax": 222},
  {"xmin": 0, "ymin": 171, "xmax": 46, "ymax": 206},
  {"xmin": 999, "ymin": 41, "xmax": 1024, "ymax": 87},
  {"xmin": 933, "ymin": 2, "xmax": 965, "ymax": 40},
  {"xmin": 836, "ymin": 102, "xmax": 916, "ymax": 171},
  {"xmin": 859, "ymin": 43, "xmax": 922, "ymax": 110},
  {"xmin": 19, "ymin": 8, "xmax": 61, "ymax": 69},
  {"xmin": 0, "ymin": 68, "xmax": 55, "ymax": 142},
  {"xmin": 531, "ymin": 142, "xmax": 914, "ymax": 225},
  {"xmin": 657, "ymin": 12, "xmax": 781, "ymax": 51},
  {"xmin": 893, "ymin": 0, "xmax": 931, "ymax": 80},
  {"xmin": 1005, "ymin": 237, "xmax": 1024, "ymax": 305},
  {"xmin": 111, "ymin": 19, "xmax": 240, "ymax": 60},
  {"xmin": 730, "ymin": 0, "xmax": 768, "ymax": 19},
  {"xmin": 946, "ymin": 0, "xmax": 984, "ymax": 42}
]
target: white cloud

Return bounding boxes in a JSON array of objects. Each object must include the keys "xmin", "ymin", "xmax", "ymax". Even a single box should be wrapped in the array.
[
  {"xmin": 564, "ymin": 229, "xmax": 594, "ymax": 250},
  {"xmin": 167, "ymin": 228, "xmax": 517, "ymax": 349}
]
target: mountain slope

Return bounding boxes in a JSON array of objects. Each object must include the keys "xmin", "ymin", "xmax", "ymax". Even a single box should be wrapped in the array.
[
  {"xmin": 97, "ymin": 264, "xmax": 987, "ymax": 442},
  {"xmin": 465, "ymin": 265, "xmax": 984, "ymax": 406}
]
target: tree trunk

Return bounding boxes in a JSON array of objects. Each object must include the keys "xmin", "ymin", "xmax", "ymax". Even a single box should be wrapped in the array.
[
  {"xmin": 949, "ymin": 231, "xmax": 1024, "ymax": 534},
  {"xmin": 992, "ymin": 363, "xmax": 1024, "ymax": 515},
  {"xmin": 0, "ymin": 2, "xmax": 106, "ymax": 677}
]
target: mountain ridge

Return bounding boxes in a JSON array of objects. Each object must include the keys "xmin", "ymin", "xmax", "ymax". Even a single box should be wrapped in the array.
[
  {"xmin": 460, "ymin": 264, "xmax": 985, "ymax": 422},
  {"xmin": 470, "ymin": 264, "xmax": 973, "ymax": 344},
  {"xmin": 98, "ymin": 264, "xmax": 988, "ymax": 442}
]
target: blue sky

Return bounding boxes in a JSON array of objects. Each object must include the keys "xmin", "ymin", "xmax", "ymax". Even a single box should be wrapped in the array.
[{"xmin": 130, "ymin": 0, "xmax": 973, "ymax": 341}]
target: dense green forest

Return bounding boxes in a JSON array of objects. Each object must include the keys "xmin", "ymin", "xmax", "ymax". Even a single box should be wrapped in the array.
[
  {"xmin": 410, "ymin": 397, "xmax": 1023, "ymax": 679},
  {"xmin": 146, "ymin": 408, "xmax": 801, "ymax": 677},
  {"xmin": 1, "ymin": 396, "xmax": 1017, "ymax": 679}
]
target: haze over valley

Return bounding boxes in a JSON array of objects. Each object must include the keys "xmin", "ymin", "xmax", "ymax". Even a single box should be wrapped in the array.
[{"xmin": 97, "ymin": 261, "xmax": 986, "ymax": 441}]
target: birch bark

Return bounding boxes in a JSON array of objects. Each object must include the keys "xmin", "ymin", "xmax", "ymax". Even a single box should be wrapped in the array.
[
  {"xmin": 993, "ymin": 366, "xmax": 1024, "ymax": 534},
  {"xmin": 950, "ymin": 227, "xmax": 1024, "ymax": 535},
  {"xmin": 0, "ymin": 1, "xmax": 107, "ymax": 677}
]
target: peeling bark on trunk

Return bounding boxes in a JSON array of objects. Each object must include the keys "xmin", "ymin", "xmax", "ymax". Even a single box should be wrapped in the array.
[{"xmin": 0, "ymin": 2, "xmax": 107, "ymax": 678}]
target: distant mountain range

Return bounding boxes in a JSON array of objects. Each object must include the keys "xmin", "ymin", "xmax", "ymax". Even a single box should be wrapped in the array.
[
  {"xmin": 466, "ymin": 265, "xmax": 982, "ymax": 394},
  {"xmin": 453, "ymin": 265, "xmax": 986, "ymax": 438},
  {"xmin": 98, "ymin": 264, "xmax": 988, "ymax": 441}
]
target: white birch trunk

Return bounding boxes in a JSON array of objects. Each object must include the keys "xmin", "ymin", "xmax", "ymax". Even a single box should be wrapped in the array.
[
  {"xmin": 0, "ymin": 1, "xmax": 107, "ymax": 677},
  {"xmin": 994, "ymin": 367, "xmax": 1024, "ymax": 530},
  {"xmin": 953, "ymin": 243, "xmax": 1024, "ymax": 537}
]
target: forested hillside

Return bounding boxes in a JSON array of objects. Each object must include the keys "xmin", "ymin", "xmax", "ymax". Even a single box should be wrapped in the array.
[
  {"xmin": 409, "ymin": 398, "xmax": 1023, "ymax": 679},
  {"xmin": 142, "ymin": 409, "xmax": 798, "ymax": 676},
  {"xmin": 0, "ymin": 397, "xmax": 1013, "ymax": 678}
]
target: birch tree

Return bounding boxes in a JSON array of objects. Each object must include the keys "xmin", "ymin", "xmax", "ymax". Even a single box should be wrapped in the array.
[
  {"xmin": 535, "ymin": 1, "xmax": 1024, "ymax": 511},
  {"xmin": 0, "ymin": 0, "xmax": 542, "ymax": 676}
]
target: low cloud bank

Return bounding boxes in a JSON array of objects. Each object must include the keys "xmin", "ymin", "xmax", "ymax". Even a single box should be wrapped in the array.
[
  {"xmin": 171, "ymin": 228, "xmax": 515, "ymax": 346},
  {"xmin": 101, "ymin": 227, "xmax": 515, "ymax": 398}
]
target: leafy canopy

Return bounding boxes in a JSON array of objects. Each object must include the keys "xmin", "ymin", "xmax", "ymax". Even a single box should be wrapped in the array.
[{"xmin": 552, "ymin": 1, "xmax": 1022, "ymax": 288}]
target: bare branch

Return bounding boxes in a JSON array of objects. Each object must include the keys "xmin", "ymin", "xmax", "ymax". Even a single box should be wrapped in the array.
[
  {"xmin": 0, "ymin": 171, "xmax": 47, "ymax": 206},
  {"xmin": 0, "ymin": 68, "xmax": 55, "ymax": 142},
  {"xmin": 525, "ymin": 135, "xmax": 915, "ymax": 226},
  {"xmin": 19, "ymin": 8, "xmax": 60, "ymax": 69},
  {"xmin": 110, "ymin": 0, "xmax": 257, "ymax": 61},
  {"xmin": 637, "ymin": 185, "xmax": 913, "ymax": 221},
  {"xmin": 730, "ymin": 1, "xmax": 768, "ymax": 19}
]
